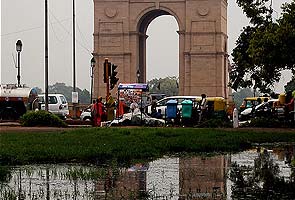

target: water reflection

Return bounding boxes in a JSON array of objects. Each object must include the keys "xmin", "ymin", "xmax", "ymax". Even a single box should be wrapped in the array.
[
  {"xmin": 228, "ymin": 147, "xmax": 295, "ymax": 199},
  {"xmin": 1, "ymin": 145, "xmax": 294, "ymax": 200}
]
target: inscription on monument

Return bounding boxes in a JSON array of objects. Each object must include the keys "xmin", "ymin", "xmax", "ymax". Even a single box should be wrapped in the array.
[
  {"xmin": 192, "ymin": 21, "xmax": 215, "ymax": 33},
  {"xmin": 100, "ymin": 36, "xmax": 121, "ymax": 47},
  {"xmin": 193, "ymin": 35, "xmax": 214, "ymax": 46},
  {"xmin": 99, "ymin": 22, "xmax": 122, "ymax": 33}
]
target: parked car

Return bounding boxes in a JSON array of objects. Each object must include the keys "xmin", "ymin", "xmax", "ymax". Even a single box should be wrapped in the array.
[
  {"xmin": 80, "ymin": 106, "xmax": 92, "ymax": 121},
  {"xmin": 38, "ymin": 94, "xmax": 69, "ymax": 119},
  {"xmin": 239, "ymin": 99, "xmax": 282, "ymax": 121}
]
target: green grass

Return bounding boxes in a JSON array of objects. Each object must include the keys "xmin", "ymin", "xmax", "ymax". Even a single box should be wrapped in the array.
[{"xmin": 1, "ymin": 127, "xmax": 295, "ymax": 166}]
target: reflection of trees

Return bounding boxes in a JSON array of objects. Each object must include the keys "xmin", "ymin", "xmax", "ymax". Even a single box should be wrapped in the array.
[
  {"xmin": 230, "ymin": 149, "xmax": 295, "ymax": 199},
  {"xmin": 0, "ymin": 166, "xmax": 17, "ymax": 199}
]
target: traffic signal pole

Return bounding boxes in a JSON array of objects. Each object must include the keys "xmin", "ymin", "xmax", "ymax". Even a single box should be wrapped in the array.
[{"xmin": 105, "ymin": 58, "xmax": 110, "ymax": 101}]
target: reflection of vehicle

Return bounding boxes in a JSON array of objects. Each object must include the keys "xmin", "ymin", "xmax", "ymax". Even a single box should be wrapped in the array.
[
  {"xmin": 0, "ymin": 84, "xmax": 38, "ymax": 120},
  {"xmin": 80, "ymin": 107, "xmax": 92, "ymax": 121},
  {"xmin": 146, "ymin": 96, "xmax": 201, "ymax": 116},
  {"xmin": 240, "ymin": 97, "xmax": 270, "ymax": 112},
  {"xmin": 38, "ymin": 94, "xmax": 69, "ymax": 118}
]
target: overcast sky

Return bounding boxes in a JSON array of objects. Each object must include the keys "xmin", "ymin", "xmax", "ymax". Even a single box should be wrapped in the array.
[{"xmin": 0, "ymin": 0, "xmax": 292, "ymax": 93}]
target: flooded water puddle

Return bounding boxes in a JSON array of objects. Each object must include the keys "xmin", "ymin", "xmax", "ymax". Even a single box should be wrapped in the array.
[{"xmin": 1, "ymin": 145, "xmax": 295, "ymax": 199}]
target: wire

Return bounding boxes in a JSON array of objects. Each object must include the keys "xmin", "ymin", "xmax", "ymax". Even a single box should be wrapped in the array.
[
  {"xmin": 77, "ymin": 23, "xmax": 91, "ymax": 52},
  {"xmin": 48, "ymin": 9, "xmax": 92, "ymax": 54},
  {"xmin": 1, "ymin": 19, "xmax": 70, "ymax": 37},
  {"xmin": 49, "ymin": 16, "xmax": 66, "ymax": 43}
]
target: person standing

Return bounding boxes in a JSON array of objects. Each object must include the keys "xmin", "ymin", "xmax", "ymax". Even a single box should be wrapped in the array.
[
  {"xmin": 106, "ymin": 94, "xmax": 115, "ymax": 121},
  {"xmin": 90, "ymin": 99, "xmax": 96, "ymax": 126},
  {"xmin": 199, "ymin": 93, "xmax": 207, "ymax": 122},
  {"xmin": 94, "ymin": 97, "xmax": 104, "ymax": 127},
  {"xmin": 117, "ymin": 98, "xmax": 127, "ymax": 118}
]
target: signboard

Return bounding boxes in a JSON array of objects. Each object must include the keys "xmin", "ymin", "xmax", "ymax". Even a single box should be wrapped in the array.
[
  {"xmin": 72, "ymin": 92, "xmax": 78, "ymax": 103},
  {"xmin": 118, "ymin": 83, "xmax": 149, "ymax": 91}
]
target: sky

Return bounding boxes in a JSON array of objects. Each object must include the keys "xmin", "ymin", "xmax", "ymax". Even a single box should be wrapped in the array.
[{"xmin": 0, "ymin": 0, "xmax": 292, "ymax": 93}]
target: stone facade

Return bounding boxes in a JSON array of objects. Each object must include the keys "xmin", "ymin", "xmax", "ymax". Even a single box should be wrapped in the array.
[{"xmin": 93, "ymin": 0, "xmax": 229, "ymax": 99}]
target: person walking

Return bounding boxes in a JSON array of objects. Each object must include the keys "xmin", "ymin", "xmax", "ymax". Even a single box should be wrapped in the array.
[{"xmin": 199, "ymin": 93, "xmax": 207, "ymax": 122}]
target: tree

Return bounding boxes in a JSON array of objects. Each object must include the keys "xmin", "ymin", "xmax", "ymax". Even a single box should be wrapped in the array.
[
  {"xmin": 147, "ymin": 76, "xmax": 179, "ymax": 96},
  {"xmin": 232, "ymin": 88, "xmax": 257, "ymax": 108},
  {"xmin": 230, "ymin": 0, "xmax": 295, "ymax": 93},
  {"xmin": 47, "ymin": 82, "xmax": 90, "ymax": 104},
  {"xmin": 285, "ymin": 77, "xmax": 295, "ymax": 93}
]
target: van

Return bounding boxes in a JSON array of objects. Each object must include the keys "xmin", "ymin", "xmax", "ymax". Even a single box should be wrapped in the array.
[{"xmin": 38, "ymin": 94, "xmax": 69, "ymax": 118}]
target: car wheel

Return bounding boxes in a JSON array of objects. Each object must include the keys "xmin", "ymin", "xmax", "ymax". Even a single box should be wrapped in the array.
[{"xmin": 83, "ymin": 117, "xmax": 92, "ymax": 121}]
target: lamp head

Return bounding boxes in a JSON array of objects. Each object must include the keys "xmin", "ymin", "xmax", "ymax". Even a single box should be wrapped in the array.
[{"xmin": 16, "ymin": 40, "xmax": 22, "ymax": 52}]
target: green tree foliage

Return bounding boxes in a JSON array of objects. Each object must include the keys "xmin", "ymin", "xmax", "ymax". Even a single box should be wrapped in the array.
[
  {"xmin": 285, "ymin": 77, "xmax": 295, "ymax": 93},
  {"xmin": 37, "ymin": 83, "xmax": 90, "ymax": 104},
  {"xmin": 49, "ymin": 83, "xmax": 90, "ymax": 104},
  {"xmin": 230, "ymin": 0, "xmax": 295, "ymax": 93},
  {"xmin": 147, "ymin": 76, "xmax": 179, "ymax": 96},
  {"xmin": 232, "ymin": 88, "xmax": 256, "ymax": 108},
  {"xmin": 278, "ymin": 2, "xmax": 295, "ymax": 71},
  {"xmin": 230, "ymin": 150, "xmax": 295, "ymax": 199}
]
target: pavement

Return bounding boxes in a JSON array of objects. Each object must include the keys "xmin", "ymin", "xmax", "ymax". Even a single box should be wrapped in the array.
[{"xmin": 0, "ymin": 120, "xmax": 92, "ymax": 133}]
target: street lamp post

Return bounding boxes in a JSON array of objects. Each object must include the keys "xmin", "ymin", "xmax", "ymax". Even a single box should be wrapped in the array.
[
  {"xmin": 136, "ymin": 69, "xmax": 140, "ymax": 83},
  {"xmin": 16, "ymin": 40, "xmax": 22, "ymax": 87},
  {"xmin": 90, "ymin": 57, "xmax": 96, "ymax": 104}
]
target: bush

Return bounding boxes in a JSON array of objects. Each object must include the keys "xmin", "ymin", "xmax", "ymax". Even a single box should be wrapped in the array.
[
  {"xmin": 20, "ymin": 110, "xmax": 67, "ymax": 127},
  {"xmin": 248, "ymin": 117, "xmax": 282, "ymax": 128},
  {"xmin": 198, "ymin": 118, "xmax": 232, "ymax": 128}
]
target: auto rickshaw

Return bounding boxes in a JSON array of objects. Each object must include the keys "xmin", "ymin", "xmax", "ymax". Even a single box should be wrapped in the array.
[
  {"xmin": 240, "ymin": 96, "xmax": 270, "ymax": 112},
  {"xmin": 194, "ymin": 97, "xmax": 227, "ymax": 120}
]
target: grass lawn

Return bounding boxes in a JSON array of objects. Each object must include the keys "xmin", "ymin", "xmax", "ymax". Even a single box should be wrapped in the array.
[{"xmin": 1, "ymin": 127, "xmax": 295, "ymax": 166}]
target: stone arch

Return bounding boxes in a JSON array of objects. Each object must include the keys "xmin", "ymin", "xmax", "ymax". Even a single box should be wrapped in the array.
[
  {"xmin": 136, "ymin": 9, "xmax": 180, "ymax": 83},
  {"xmin": 92, "ymin": 0, "xmax": 229, "ymax": 100}
]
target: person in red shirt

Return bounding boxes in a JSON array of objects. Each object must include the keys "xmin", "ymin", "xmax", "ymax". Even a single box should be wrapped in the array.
[
  {"xmin": 93, "ymin": 97, "xmax": 104, "ymax": 127},
  {"xmin": 117, "ymin": 98, "xmax": 127, "ymax": 118}
]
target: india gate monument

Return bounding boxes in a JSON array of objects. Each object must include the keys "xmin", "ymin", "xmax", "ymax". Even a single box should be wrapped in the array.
[{"xmin": 92, "ymin": 0, "xmax": 229, "ymax": 99}]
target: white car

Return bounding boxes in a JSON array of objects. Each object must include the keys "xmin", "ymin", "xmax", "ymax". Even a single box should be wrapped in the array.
[
  {"xmin": 145, "ymin": 96, "xmax": 201, "ymax": 117},
  {"xmin": 38, "ymin": 94, "xmax": 69, "ymax": 119},
  {"xmin": 80, "ymin": 107, "xmax": 92, "ymax": 121},
  {"xmin": 240, "ymin": 99, "xmax": 280, "ymax": 121}
]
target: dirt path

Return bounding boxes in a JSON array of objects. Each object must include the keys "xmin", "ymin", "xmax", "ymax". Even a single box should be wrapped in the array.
[{"xmin": 1, "ymin": 122, "xmax": 294, "ymax": 133}]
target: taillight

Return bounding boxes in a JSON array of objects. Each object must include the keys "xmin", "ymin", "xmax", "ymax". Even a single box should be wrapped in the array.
[{"xmin": 59, "ymin": 105, "xmax": 63, "ymax": 109}]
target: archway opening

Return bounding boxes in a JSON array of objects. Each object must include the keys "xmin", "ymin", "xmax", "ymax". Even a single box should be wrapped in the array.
[
  {"xmin": 146, "ymin": 16, "xmax": 179, "ymax": 81},
  {"xmin": 138, "ymin": 11, "xmax": 179, "ymax": 85}
]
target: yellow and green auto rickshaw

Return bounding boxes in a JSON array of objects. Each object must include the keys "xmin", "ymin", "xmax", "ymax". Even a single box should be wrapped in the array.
[
  {"xmin": 194, "ymin": 96, "xmax": 227, "ymax": 119},
  {"xmin": 240, "ymin": 96, "xmax": 270, "ymax": 112}
]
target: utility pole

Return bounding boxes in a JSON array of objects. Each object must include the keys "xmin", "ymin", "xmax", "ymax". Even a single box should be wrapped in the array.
[
  {"xmin": 45, "ymin": 0, "xmax": 49, "ymax": 111},
  {"xmin": 105, "ymin": 58, "xmax": 110, "ymax": 100},
  {"xmin": 72, "ymin": 0, "xmax": 77, "ymax": 118}
]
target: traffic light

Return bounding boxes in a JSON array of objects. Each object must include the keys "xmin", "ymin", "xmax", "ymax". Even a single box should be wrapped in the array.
[{"xmin": 110, "ymin": 64, "xmax": 119, "ymax": 90}]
